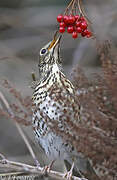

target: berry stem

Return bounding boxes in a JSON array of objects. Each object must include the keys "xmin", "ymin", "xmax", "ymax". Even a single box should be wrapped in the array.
[
  {"xmin": 64, "ymin": 0, "xmax": 75, "ymax": 15},
  {"xmin": 77, "ymin": 0, "xmax": 82, "ymax": 17},
  {"xmin": 71, "ymin": 0, "xmax": 76, "ymax": 15},
  {"xmin": 78, "ymin": 0, "xmax": 92, "ymax": 24}
]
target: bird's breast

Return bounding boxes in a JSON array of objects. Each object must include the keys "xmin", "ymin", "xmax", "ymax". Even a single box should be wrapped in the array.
[{"xmin": 32, "ymin": 65, "xmax": 74, "ymax": 106}]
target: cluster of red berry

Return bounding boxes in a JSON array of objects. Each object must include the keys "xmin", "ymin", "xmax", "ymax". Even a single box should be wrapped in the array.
[{"xmin": 57, "ymin": 14, "xmax": 92, "ymax": 39}]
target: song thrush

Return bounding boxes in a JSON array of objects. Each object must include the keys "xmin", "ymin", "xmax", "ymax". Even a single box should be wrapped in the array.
[{"xmin": 32, "ymin": 32, "xmax": 100, "ymax": 180}]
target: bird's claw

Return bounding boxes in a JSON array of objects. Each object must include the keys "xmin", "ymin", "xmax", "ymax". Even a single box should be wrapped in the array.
[
  {"xmin": 42, "ymin": 165, "xmax": 51, "ymax": 175},
  {"xmin": 63, "ymin": 161, "xmax": 75, "ymax": 180},
  {"xmin": 63, "ymin": 170, "xmax": 73, "ymax": 180},
  {"xmin": 42, "ymin": 160, "xmax": 55, "ymax": 175}
]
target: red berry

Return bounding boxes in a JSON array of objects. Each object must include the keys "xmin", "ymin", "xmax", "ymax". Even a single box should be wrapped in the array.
[
  {"xmin": 86, "ymin": 31, "xmax": 92, "ymax": 38},
  {"xmin": 68, "ymin": 15, "xmax": 76, "ymax": 24},
  {"xmin": 67, "ymin": 26, "xmax": 74, "ymax": 33},
  {"xmin": 72, "ymin": 31, "xmax": 78, "ymax": 39},
  {"xmin": 76, "ymin": 27, "xmax": 82, "ymax": 33},
  {"xmin": 81, "ymin": 22, "xmax": 87, "ymax": 30},
  {"xmin": 76, "ymin": 21, "xmax": 81, "ymax": 27},
  {"xmin": 84, "ymin": 29, "xmax": 89, "ymax": 34},
  {"xmin": 57, "ymin": 14, "xmax": 63, "ymax": 23},
  {"xmin": 81, "ymin": 29, "xmax": 88, "ymax": 36},
  {"xmin": 80, "ymin": 16, "xmax": 85, "ymax": 21},
  {"xmin": 63, "ymin": 15, "xmax": 69, "ymax": 24},
  {"xmin": 59, "ymin": 27, "xmax": 65, "ymax": 33},
  {"xmin": 59, "ymin": 22, "xmax": 66, "ymax": 28},
  {"xmin": 81, "ymin": 31, "xmax": 87, "ymax": 37},
  {"xmin": 75, "ymin": 15, "xmax": 80, "ymax": 21}
]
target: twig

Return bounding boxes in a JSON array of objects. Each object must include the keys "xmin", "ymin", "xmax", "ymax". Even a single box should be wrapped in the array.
[
  {"xmin": 0, "ymin": 153, "xmax": 6, "ymax": 160},
  {"xmin": 0, "ymin": 91, "xmax": 39, "ymax": 166},
  {"xmin": 15, "ymin": 123, "xmax": 40, "ymax": 167},
  {"xmin": 31, "ymin": 72, "xmax": 36, "ymax": 81},
  {"xmin": 64, "ymin": 0, "xmax": 74, "ymax": 14},
  {"xmin": 0, "ymin": 57, "xmax": 10, "ymax": 60},
  {"xmin": 0, "ymin": 158, "xmax": 87, "ymax": 180},
  {"xmin": 78, "ymin": 0, "xmax": 92, "ymax": 24}
]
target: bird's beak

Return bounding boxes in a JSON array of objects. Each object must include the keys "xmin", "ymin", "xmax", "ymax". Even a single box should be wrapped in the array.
[{"xmin": 48, "ymin": 31, "xmax": 62, "ymax": 51}]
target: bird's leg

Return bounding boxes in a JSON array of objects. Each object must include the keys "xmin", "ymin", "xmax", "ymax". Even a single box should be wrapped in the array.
[
  {"xmin": 63, "ymin": 162, "xmax": 75, "ymax": 180},
  {"xmin": 42, "ymin": 160, "xmax": 55, "ymax": 174}
]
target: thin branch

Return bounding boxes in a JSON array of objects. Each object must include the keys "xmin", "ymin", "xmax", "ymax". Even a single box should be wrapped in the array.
[
  {"xmin": 0, "ymin": 91, "xmax": 39, "ymax": 166},
  {"xmin": 0, "ymin": 158, "xmax": 87, "ymax": 180},
  {"xmin": 15, "ymin": 123, "xmax": 40, "ymax": 167},
  {"xmin": 0, "ymin": 57, "xmax": 10, "ymax": 60},
  {"xmin": 0, "ymin": 153, "xmax": 6, "ymax": 160},
  {"xmin": 78, "ymin": 0, "xmax": 92, "ymax": 24},
  {"xmin": 64, "ymin": 0, "xmax": 74, "ymax": 14}
]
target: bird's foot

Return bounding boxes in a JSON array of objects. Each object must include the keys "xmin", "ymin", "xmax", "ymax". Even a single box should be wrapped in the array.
[
  {"xmin": 42, "ymin": 165, "xmax": 50, "ymax": 175},
  {"xmin": 63, "ymin": 171, "xmax": 73, "ymax": 180},
  {"xmin": 42, "ymin": 160, "xmax": 55, "ymax": 175},
  {"xmin": 63, "ymin": 162, "xmax": 74, "ymax": 180}
]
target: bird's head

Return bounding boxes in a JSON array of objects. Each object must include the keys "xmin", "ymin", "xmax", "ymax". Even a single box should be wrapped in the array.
[{"xmin": 38, "ymin": 31, "xmax": 62, "ymax": 75}]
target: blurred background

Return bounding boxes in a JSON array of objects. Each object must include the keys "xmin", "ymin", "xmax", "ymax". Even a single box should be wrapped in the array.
[{"xmin": 0, "ymin": 0, "xmax": 117, "ymax": 178}]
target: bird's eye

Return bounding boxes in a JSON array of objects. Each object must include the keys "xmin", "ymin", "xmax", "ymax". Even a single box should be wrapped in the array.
[{"xmin": 41, "ymin": 49, "xmax": 46, "ymax": 55}]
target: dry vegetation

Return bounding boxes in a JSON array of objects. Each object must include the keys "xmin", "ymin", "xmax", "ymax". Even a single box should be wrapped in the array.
[
  {"xmin": 0, "ymin": 41, "xmax": 117, "ymax": 180},
  {"xmin": 0, "ymin": 79, "xmax": 32, "ymax": 126}
]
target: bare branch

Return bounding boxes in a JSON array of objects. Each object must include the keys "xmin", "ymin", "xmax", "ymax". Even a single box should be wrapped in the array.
[
  {"xmin": 0, "ymin": 91, "xmax": 38, "ymax": 166},
  {"xmin": 0, "ymin": 158, "xmax": 87, "ymax": 180}
]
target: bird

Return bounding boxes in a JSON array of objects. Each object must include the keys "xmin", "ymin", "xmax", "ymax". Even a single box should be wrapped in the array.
[{"xmin": 32, "ymin": 31, "xmax": 100, "ymax": 180}]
